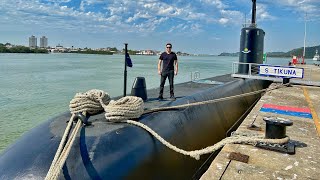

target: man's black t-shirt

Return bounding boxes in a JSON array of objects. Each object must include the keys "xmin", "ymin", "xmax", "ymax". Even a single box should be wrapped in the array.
[{"xmin": 159, "ymin": 52, "xmax": 177, "ymax": 72}]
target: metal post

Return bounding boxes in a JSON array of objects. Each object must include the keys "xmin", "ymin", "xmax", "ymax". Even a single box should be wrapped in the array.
[
  {"xmin": 123, "ymin": 43, "xmax": 128, "ymax": 97},
  {"xmin": 303, "ymin": 13, "xmax": 307, "ymax": 64}
]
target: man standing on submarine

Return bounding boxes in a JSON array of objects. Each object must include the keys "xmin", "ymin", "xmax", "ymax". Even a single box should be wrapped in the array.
[{"xmin": 157, "ymin": 43, "xmax": 178, "ymax": 101}]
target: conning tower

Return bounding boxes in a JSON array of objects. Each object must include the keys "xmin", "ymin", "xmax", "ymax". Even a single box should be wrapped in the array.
[{"xmin": 238, "ymin": 0, "xmax": 265, "ymax": 74}]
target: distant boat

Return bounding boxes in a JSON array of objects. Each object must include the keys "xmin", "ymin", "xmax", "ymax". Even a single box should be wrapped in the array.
[{"xmin": 313, "ymin": 49, "xmax": 320, "ymax": 61}]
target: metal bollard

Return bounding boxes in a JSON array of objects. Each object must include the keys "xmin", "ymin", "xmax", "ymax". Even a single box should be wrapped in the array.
[
  {"xmin": 255, "ymin": 117, "xmax": 295, "ymax": 154},
  {"xmin": 263, "ymin": 117, "xmax": 293, "ymax": 139}
]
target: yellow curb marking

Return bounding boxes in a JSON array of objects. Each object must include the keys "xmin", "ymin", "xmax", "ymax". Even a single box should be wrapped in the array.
[{"xmin": 303, "ymin": 87, "xmax": 320, "ymax": 136}]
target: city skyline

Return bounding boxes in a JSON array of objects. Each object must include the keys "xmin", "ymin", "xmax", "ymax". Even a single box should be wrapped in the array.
[
  {"xmin": 0, "ymin": 0, "xmax": 319, "ymax": 55},
  {"xmin": 28, "ymin": 35, "xmax": 48, "ymax": 48},
  {"xmin": 28, "ymin": 35, "xmax": 37, "ymax": 48},
  {"xmin": 40, "ymin": 36, "xmax": 48, "ymax": 48}
]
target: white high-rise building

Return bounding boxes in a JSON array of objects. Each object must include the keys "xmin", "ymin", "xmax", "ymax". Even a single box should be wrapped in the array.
[
  {"xmin": 40, "ymin": 36, "xmax": 48, "ymax": 48},
  {"xmin": 29, "ymin": 35, "xmax": 37, "ymax": 48}
]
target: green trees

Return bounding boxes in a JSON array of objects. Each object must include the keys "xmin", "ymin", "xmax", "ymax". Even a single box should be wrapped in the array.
[
  {"xmin": 0, "ymin": 44, "xmax": 48, "ymax": 53},
  {"xmin": 69, "ymin": 49, "xmax": 113, "ymax": 55},
  {"xmin": 219, "ymin": 45, "xmax": 320, "ymax": 58}
]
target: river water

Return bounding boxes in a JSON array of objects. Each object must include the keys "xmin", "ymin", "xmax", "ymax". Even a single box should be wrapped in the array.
[{"xmin": 0, "ymin": 53, "xmax": 301, "ymax": 152}]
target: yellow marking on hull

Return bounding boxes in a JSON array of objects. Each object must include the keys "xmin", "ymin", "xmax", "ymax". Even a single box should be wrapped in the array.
[{"xmin": 303, "ymin": 87, "xmax": 320, "ymax": 136}]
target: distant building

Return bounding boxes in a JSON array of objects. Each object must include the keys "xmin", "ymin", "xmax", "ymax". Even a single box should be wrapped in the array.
[
  {"xmin": 40, "ymin": 36, "xmax": 48, "ymax": 48},
  {"xmin": 136, "ymin": 50, "xmax": 156, "ymax": 55},
  {"xmin": 29, "ymin": 35, "xmax": 37, "ymax": 48}
]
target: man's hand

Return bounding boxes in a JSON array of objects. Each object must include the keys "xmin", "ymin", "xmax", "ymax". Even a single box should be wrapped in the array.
[
  {"xmin": 174, "ymin": 71, "xmax": 178, "ymax": 75},
  {"xmin": 158, "ymin": 70, "xmax": 161, "ymax": 75}
]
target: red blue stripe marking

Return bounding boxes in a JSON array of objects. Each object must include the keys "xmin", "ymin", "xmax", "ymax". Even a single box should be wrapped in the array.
[{"xmin": 260, "ymin": 104, "xmax": 312, "ymax": 119}]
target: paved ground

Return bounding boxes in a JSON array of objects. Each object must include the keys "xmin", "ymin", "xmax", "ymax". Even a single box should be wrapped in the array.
[{"xmin": 200, "ymin": 82, "xmax": 320, "ymax": 179}]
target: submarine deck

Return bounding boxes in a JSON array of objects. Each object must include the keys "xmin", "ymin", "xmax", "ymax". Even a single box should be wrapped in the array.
[
  {"xmin": 201, "ymin": 65, "xmax": 320, "ymax": 179},
  {"xmin": 51, "ymin": 74, "xmax": 237, "ymax": 140},
  {"xmin": 140, "ymin": 74, "xmax": 234, "ymax": 109}
]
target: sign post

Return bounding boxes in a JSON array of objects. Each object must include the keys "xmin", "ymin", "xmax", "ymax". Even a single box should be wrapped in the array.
[{"xmin": 259, "ymin": 65, "xmax": 304, "ymax": 79}]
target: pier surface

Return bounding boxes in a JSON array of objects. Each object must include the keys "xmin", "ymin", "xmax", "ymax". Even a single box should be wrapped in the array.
[{"xmin": 201, "ymin": 65, "xmax": 320, "ymax": 179}]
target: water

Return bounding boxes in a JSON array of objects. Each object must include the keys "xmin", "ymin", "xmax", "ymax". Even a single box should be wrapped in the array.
[{"xmin": 0, "ymin": 53, "xmax": 301, "ymax": 152}]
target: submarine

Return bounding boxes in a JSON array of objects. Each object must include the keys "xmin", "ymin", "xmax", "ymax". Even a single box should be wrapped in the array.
[{"xmin": 0, "ymin": 1, "xmax": 269, "ymax": 179}]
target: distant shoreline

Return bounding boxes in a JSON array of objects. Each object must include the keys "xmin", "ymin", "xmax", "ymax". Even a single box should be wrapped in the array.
[
  {"xmin": 4, "ymin": 43, "xmax": 318, "ymax": 57},
  {"xmin": 219, "ymin": 44, "xmax": 320, "ymax": 59}
]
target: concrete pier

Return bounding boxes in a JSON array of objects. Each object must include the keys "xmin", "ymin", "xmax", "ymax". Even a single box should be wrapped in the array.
[{"xmin": 201, "ymin": 65, "xmax": 320, "ymax": 179}]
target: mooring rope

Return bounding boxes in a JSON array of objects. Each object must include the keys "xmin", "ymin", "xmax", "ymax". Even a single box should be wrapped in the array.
[
  {"xmin": 46, "ymin": 83, "xmax": 289, "ymax": 179},
  {"xmin": 143, "ymin": 83, "xmax": 287, "ymax": 114},
  {"xmin": 125, "ymin": 120, "xmax": 289, "ymax": 160},
  {"xmin": 45, "ymin": 114, "xmax": 82, "ymax": 180},
  {"xmin": 45, "ymin": 114, "xmax": 75, "ymax": 180}
]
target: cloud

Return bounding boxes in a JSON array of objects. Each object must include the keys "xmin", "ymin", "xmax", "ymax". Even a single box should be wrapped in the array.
[
  {"xmin": 256, "ymin": 3, "xmax": 276, "ymax": 21},
  {"xmin": 168, "ymin": 23, "xmax": 202, "ymax": 34},
  {"xmin": 199, "ymin": 0, "xmax": 228, "ymax": 9},
  {"xmin": 133, "ymin": 17, "xmax": 169, "ymax": 33},
  {"xmin": 0, "ymin": 0, "xmax": 248, "ymax": 38},
  {"xmin": 271, "ymin": 0, "xmax": 320, "ymax": 21},
  {"xmin": 4, "ymin": 0, "xmax": 317, "ymax": 38}
]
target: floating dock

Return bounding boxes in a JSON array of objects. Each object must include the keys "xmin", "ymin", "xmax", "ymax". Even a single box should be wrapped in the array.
[{"xmin": 201, "ymin": 64, "xmax": 320, "ymax": 179}]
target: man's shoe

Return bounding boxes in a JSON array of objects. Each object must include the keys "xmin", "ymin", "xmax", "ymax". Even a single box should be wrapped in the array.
[
  {"xmin": 170, "ymin": 95, "xmax": 176, "ymax": 100},
  {"xmin": 158, "ymin": 96, "xmax": 164, "ymax": 100}
]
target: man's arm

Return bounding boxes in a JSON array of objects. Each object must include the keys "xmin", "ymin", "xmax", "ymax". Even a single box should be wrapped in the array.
[
  {"xmin": 158, "ymin": 59, "xmax": 162, "ymax": 75},
  {"xmin": 174, "ymin": 59, "xmax": 178, "ymax": 75}
]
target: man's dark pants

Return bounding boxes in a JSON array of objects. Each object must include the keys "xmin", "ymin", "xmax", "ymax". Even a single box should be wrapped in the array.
[{"xmin": 159, "ymin": 70, "xmax": 174, "ymax": 97}]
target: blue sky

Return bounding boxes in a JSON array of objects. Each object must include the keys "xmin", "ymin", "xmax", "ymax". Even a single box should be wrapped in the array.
[{"xmin": 0, "ymin": 0, "xmax": 319, "ymax": 54}]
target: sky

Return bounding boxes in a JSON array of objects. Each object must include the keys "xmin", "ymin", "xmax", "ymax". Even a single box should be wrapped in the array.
[{"xmin": 0, "ymin": 0, "xmax": 319, "ymax": 55}]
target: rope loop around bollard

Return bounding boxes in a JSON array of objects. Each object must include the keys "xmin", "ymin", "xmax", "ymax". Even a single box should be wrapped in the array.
[{"xmin": 73, "ymin": 112, "xmax": 89, "ymax": 125}]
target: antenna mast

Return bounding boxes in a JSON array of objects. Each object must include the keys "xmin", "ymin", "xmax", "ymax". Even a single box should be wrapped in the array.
[{"xmin": 251, "ymin": 0, "xmax": 256, "ymax": 27}]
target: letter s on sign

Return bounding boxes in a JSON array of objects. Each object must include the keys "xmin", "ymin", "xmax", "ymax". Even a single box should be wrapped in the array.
[{"xmin": 265, "ymin": 68, "xmax": 268, "ymax": 73}]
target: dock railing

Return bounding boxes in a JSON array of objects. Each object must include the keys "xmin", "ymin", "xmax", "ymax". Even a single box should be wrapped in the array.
[{"xmin": 231, "ymin": 62, "xmax": 320, "ymax": 86}]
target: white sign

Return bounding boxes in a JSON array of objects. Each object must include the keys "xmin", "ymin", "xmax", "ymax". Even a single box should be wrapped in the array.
[{"xmin": 259, "ymin": 65, "xmax": 304, "ymax": 78}]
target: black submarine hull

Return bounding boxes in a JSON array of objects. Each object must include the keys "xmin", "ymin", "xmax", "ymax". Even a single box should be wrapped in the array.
[{"xmin": 0, "ymin": 78, "xmax": 270, "ymax": 179}]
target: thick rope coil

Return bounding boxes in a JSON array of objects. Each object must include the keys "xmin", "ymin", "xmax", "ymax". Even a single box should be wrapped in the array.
[
  {"xmin": 69, "ymin": 89, "xmax": 144, "ymax": 122},
  {"xmin": 69, "ymin": 89, "xmax": 111, "ymax": 114},
  {"xmin": 104, "ymin": 96, "xmax": 144, "ymax": 122}
]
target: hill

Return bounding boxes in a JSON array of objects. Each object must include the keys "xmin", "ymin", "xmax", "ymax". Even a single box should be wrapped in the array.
[{"xmin": 219, "ymin": 45, "xmax": 320, "ymax": 58}]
